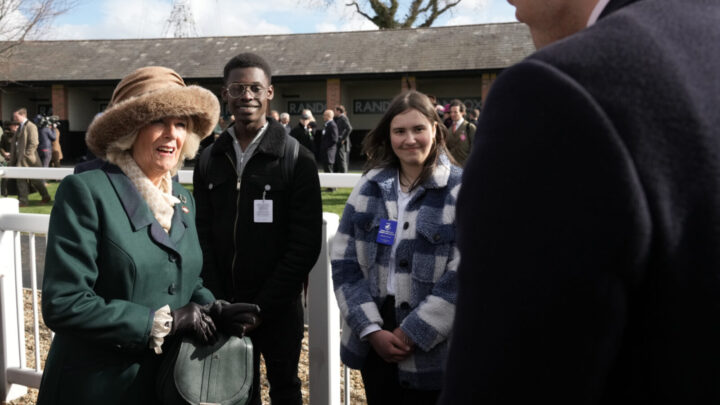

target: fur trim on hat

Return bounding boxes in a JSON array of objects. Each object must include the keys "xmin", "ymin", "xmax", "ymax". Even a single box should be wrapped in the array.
[{"xmin": 86, "ymin": 84, "xmax": 220, "ymax": 159}]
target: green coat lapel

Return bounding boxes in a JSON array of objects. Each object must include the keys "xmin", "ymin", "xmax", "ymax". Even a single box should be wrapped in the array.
[
  {"xmin": 104, "ymin": 164, "xmax": 182, "ymax": 255},
  {"xmin": 170, "ymin": 182, "xmax": 189, "ymax": 245}
]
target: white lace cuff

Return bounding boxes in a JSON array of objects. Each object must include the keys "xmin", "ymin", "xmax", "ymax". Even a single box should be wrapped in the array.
[{"xmin": 150, "ymin": 304, "xmax": 172, "ymax": 354}]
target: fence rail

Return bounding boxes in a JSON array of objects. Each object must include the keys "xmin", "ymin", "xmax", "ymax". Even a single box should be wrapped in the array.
[
  {"xmin": 0, "ymin": 166, "xmax": 361, "ymax": 187},
  {"xmin": 0, "ymin": 167, "xmax": 358, "ymax": 404}
]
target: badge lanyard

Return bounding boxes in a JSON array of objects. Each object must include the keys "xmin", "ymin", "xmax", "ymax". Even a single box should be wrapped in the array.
[{"xmin": 254, "ymin": 184, "xmax": 273, "ymax": 223}]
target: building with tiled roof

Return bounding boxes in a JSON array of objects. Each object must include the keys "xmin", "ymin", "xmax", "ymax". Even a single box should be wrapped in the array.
[{"xmin": 0, "ymin": 22, "xmax": 533, "ymax": 161}]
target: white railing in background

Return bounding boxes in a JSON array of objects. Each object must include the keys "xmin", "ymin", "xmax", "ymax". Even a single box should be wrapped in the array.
[
  {"xmin": 0, "ymin": 167, "xmax": 360, "ymax": 405},
  {"xmin": 0, "ymin": 166, "xmax": 361, "ymax": 187}
]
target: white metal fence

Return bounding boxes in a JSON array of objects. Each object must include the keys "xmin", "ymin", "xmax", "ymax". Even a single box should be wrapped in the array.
[{"xmin": 0, "ymin": 167, "xmax": 361, "ymax": 404}]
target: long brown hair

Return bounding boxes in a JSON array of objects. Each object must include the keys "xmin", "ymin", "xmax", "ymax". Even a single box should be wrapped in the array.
[{"xmin": 362, "ymin": 90, "xmax": 455, "ymax": 190}]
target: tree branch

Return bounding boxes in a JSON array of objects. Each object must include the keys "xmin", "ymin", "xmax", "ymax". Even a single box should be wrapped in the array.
[
  {"xmin": 341, "ymin": 0, "xmax": 463, "ymax": 29},
  {"xmin": 346, "ymin": 1, "xmax": 377, "ymax": 24},
  {"xmin": 418, "ymin": 0, "xmax": 461, "ymax": 28},
  {"xmin": 0, "ymin": 0, "xmax": 78, "ymax": 77}
]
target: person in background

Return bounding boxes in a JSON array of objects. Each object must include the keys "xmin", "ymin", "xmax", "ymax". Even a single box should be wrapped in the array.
[
  {"xmin": 38, "ymin": 66, "xmax": 260, "ymax": 404},
  {"xmin": 440, "ymin": 0, "xmax": 720, "ymax": 403},
  {"xmin": 331, "ymin": 90, "xmax": 461, "ymax": 405},
  {"xmin": 9, "ymin": 108, "xmax": 51, "ymax": 207},
  {"xmin": 333, "ymin": 105, "xmax": 353, "ymax": 173},
  {"xmin": 466, "ymin": 108, "xmax": 479, "ymax": 128},
  {"xmin": 0, "ymin": 121, "xmax": 16, "ymax": 197},
  {"xmin": 309, "ymin": 120, "xmax": 322, "ymax": 162},
  {"xmin": 289, "ymin": 109, "xmax": 316, "ymax": 156},
  {"xmin": 270, "ymin": 109, "xmax": 280, "ymax": 122},
  {"xmin": 35, "ymin": 115, "xmax": 56, "ymax": 167},
  {"xmin": 321, "ymin": 109, "xmax": 338, "ymax": 174},
  {"xmin": 280, "ymin": 112, "xmax": 292, "ymax": 134},
  {"xmin": 444, "ymin": 100, "xmax": 476, "ymax": 166},
  {"xmin": 50, "ymin": 123, "xmax": 63, "ymax": 167},
  {"xmin": 0, "ymin": 121, "xmax": 9, "ymax": 164},
  {"xmin": 441, "ymin": 104, "xmax": 452, "ymax": 129}
]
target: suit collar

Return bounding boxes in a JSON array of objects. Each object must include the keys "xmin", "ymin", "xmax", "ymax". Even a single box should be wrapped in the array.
[
  {"xmin": 599, "ymin": 0, "xmax": 642, "ymax": 19},
  {"xmin": 104, "ymin": 163, "xmax": 187, "ymax": 254}
]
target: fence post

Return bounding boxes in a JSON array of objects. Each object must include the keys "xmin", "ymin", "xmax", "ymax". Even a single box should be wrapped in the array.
[
  {"xmin": 308, "ymin": 212, "xmax": 341, "ymax": 405},
  {"xmin": 0, "ymin": 198, "xmax": 28, "ymax": 400}
]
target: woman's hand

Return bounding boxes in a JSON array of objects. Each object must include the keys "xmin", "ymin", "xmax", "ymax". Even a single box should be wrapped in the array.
[
  {"xmin": 171, "ymin": 302, "xmax": 217, "ymax": 345},
  {"xmin": 208, "ymin": 300, "xmax": 261, "ymax": 337},
  {"xmin": 367, "ymin": 330, "xmax": 413, "ymax": 363},
  {"xmin": 392, "ymin": 327, "xmax": 415, "ymax": 349}
]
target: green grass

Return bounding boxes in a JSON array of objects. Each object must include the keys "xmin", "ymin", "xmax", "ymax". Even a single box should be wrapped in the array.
[
  {"xmin": 17, "ymin": 182, "xmax": 59, "ymax": 214},
  {"xmin": 17, "ymin": 182, "xmax": 352, "ymax": 217},
  {"xmin": 321, "ymin": 188, "xmax": 352, "ymax": 217}
]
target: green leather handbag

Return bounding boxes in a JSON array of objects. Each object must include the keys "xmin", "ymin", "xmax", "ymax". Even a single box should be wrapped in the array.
[{"xmin": 157, "ymin": 334, "xmax": 253, "ymax": 405}]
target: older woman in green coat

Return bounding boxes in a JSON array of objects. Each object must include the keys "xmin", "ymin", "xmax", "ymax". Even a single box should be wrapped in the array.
[{"xmin": 37, "ymin": 67, "xmax": 259, "ymax": 404}]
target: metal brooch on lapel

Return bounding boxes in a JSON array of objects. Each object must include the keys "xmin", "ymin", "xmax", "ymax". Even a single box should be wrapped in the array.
[{"xmin": 177, "ymin": 194, "xmax": 190, "ymax": 213}]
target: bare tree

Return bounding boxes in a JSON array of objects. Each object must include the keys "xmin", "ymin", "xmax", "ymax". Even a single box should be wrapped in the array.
[
  {"xmin": 341, "ymin": 0, "xmax": 464, "ymax": 29},
  {"xmin": 0, "ymin": 0, "xmax": 77, "ymax": 59}
]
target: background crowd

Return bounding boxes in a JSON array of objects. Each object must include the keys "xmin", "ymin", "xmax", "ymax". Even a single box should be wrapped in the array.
[{"xmin": 1, "ymin": 0, "xmax": 718, "ymax": 404}]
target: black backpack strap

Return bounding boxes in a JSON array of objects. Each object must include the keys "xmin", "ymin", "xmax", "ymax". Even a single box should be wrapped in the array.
[
  {"xmin": 282, "ymin": 135, "xmax": 299, "ymax": 186},
  {"xmin": 199, "ymin": 143, "xmax": 214, "ymax": 182},
  {"xmin": 281, "ymin": 136, "xmax": 309, "ymax": 303}
]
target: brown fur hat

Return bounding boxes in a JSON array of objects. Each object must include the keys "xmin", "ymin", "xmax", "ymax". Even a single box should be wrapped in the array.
[{"xmin": 86, "ymin": 66, "xmax": 220, "ymax": 159}]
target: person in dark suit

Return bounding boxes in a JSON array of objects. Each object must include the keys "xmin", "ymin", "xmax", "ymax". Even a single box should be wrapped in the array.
[
  {"xmin": 333, "ymin": 105, "xmax": 352, "ymax": 173},
  {"xmin": 321, "ymin": 109, "xmax": 338, "ymax": 173},
  {"xmin": 289, "ymin": 109, "xmax": 316, "ymax": 156},
  {"xmin": 439, "ymin": 0, "xmax": 720, "ymax": 403}
]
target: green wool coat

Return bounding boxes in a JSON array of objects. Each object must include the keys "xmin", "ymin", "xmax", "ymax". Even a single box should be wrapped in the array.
[{"xmin": 37, "ymin": 164, "xmax": 214, "ymax": 404}]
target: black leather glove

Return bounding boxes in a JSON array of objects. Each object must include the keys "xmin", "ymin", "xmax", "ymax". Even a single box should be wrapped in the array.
[
  {"xmin": 208, "ymin": 300, "xmax": 261, "ymax": 338},
  {"xmin": 171, "ymin": 302, "xmax": 217, "ymax": 345}
]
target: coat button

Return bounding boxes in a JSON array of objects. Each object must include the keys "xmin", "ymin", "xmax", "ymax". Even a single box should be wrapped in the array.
[
  {"xmin": 169, "ymin": 254, "xmax": 177, "ymax": 263},
  {"xmin": 433, "ymin": 234, "xmax": 441, "ymax": 242},
  {"xmin": 168, "ymin": 283, "xmax": 176, "ymax": 295},
  {"xmin": 399, "ymin": 259, "xmax": 408, "ymax": 267},
  {"xmin": 365, "ymin": 223, "xmax": 372, "ymax": 231},
  {"xmin": 403, "ymin": 222, "xmax": 409, "ymax": 230},
  {"xmin": 400, "ymin": 302, "xmax": 410, "ymax": 310}
]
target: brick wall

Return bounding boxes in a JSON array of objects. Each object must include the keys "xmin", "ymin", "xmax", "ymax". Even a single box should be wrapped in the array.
[
  {"xmin": 51, "ymin": 85, "xmax": 69, "ymax": 120},
  {"xmin": 481, "ymin": 73, "xmax": 498, "ymax": 107},
  {"xmin": 326, "ymin": 78, "xmax": 341, "ymax": 111}
]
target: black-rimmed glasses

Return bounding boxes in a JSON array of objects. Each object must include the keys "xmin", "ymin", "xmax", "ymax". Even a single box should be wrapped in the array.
[{"xmin": 225, "ymin": 83, "xmax": 267, "ymax": 98}]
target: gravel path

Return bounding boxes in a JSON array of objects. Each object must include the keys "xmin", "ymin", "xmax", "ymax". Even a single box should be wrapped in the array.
[{"xmin": 6, "ymin": 290, "xmax": 368, "ymax": 405}]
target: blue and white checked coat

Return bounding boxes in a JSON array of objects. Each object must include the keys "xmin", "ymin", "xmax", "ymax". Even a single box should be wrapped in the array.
[{"xmin": 331, "ymin": 156, "xmax": 461, "ymax": 389}]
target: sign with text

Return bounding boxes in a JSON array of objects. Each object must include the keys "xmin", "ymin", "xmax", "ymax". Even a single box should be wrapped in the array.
[
  {"xmin": 288, "ymin": 101, "xmax": 326, "ymax": 115},
  {"xmin": 353, "ymin": 99, "xmax": 391, "ymax": 115}
]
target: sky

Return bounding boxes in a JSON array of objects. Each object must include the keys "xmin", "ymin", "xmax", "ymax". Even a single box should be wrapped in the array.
[{"xmin": 43, "ymin": 0, "xmax": 518, "ymax": 40}]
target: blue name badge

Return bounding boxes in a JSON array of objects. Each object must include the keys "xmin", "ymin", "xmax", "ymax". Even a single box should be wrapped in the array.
[{"xmin": 376, "ymin": 219, "xmax": 397, "ymax": 246}]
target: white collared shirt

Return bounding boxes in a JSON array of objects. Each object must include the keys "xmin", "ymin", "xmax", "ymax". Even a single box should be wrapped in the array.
[
  {"xmin": 452, "ymin": 117, "xmax": 465, "ymax": 132},
  {"xmin": 228, "ymin": 122, "xmax": 269, "ymax": 177},
  {"xmin": 587, "ymin": 0, "xmax": 611, "ymax": 27}
]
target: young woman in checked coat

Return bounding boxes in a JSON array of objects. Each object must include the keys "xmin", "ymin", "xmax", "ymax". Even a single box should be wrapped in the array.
[{"xmin": 331, "ymin": 90, "xmax": 461, "ymax": 405}]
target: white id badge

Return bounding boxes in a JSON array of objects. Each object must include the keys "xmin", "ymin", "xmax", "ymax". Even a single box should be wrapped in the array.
[{"xmin": 254, "ymin": 200, "xmax": 273, "ymax": 223}]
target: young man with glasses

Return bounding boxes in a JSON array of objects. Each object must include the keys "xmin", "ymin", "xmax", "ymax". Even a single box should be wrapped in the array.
[{"xmin": 193, "ymin": 52, "xmax": 322, "ymax": 405}]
